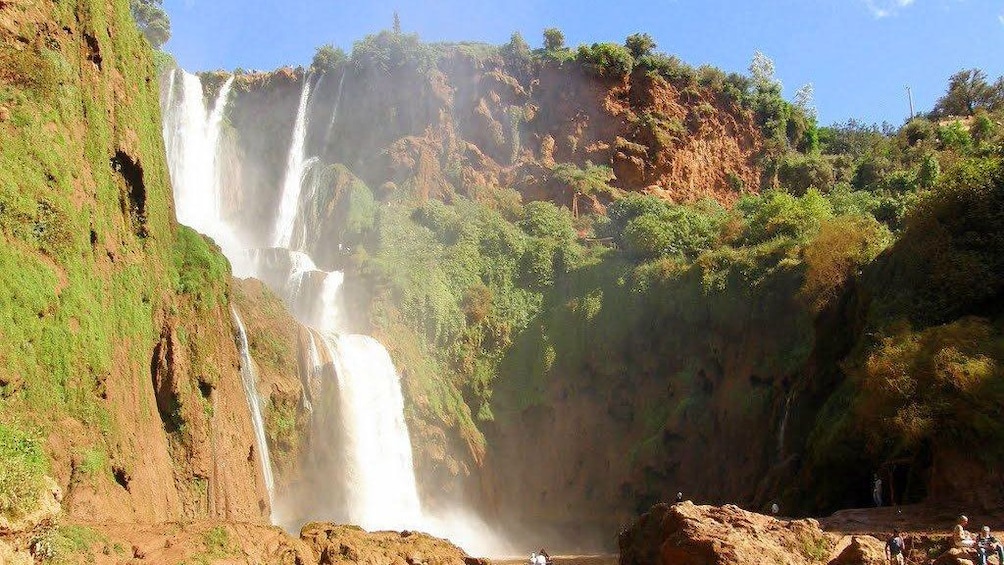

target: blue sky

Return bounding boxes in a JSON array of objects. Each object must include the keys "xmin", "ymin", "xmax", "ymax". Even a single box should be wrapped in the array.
[{"xmin": 163, "ymin": 0, "xmax": 1004, "ymax": 126}]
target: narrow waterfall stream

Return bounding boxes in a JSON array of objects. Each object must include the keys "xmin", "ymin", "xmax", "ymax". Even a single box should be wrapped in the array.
[
  {"xmin": 272, "ymin": 76, "xmax": 315, "ymax": 249},
  {"xmin": 231, "ymin": 307, "xmax": 276, "ymax": 500}
]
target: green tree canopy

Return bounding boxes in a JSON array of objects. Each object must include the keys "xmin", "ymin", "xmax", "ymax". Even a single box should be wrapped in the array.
[
  {"xmin": 130, "ymin": 0, "xmax": 170, "ymax": 49},
  {"xmin": 310, "ymin": 44, "xmax": 347, "ymax": 75},
  {"xmin": 542, "ymin": 28, "xmax": 565, "ymax": 51},
  {"xmin": 932, "ymin": 69, "xmax": 1003, "ymax": 117},
  {"xmin": 625, "ymin": 33, "xmax": 656, "ymax": 60}
]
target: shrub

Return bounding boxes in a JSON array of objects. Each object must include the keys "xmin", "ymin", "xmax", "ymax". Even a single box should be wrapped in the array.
[
  {"xmin": 636, "ymin": 53, "xmax": 695, "ymax": 85},
  {"xmin": 542, "ymin": 28, "xmax": 565, "ymax": 51},
  {"xmin": 778, "ymin": 153, "xmax": 835, "ymax": 195},
  {"xmin": 737, "ymin": 189, "xmax": 833, "ymax": 245},
  {"xmin": 622, "ymin": 205, "xmax": 723, "ymax": 260},
  {"xmin": 0, "ymin": 424, "xmax": 47, "ymax": 520},
  {"xmin": 937, "ymin": 121, "xmax": 973, "ymax": 153},
  {"xmin": 853, "ymin": 318, "xmax": 1004, "ymax": 458},
  {"xmin": 576, "ymin": 43, "xmax": 634, "ymax": 78},
  {"xmin": 800, "ymin": 215, "xmax": 888, "ymax": 311}
]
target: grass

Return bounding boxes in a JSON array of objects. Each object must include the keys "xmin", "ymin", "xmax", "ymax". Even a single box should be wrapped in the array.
[
  {"xmin": 0, "ymin": 423, "xmax": 48, "ymax": 520},
  {"xmin": 32, "ymin": 525, "xmax": 105, "ymax": 564}
]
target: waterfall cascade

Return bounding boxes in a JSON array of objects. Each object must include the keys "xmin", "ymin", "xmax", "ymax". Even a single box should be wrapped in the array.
[
  {"xmin": 163, "ymin": 69, "xmax": 432, "ymax": 533},
  {"xmin": 272, "ymin": 77, "xmax": 315, "ymax": 249}
]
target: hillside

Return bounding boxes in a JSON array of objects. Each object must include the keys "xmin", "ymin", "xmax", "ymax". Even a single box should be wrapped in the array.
[{"xmin": 0, "ymin": 0, "xmax": 272, "ymax": 550}]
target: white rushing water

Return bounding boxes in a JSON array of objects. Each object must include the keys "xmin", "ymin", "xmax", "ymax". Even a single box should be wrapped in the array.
[
  {"xmin": 164, "ymin": 69, "xmax": 510, "ymax": 556},
  {"xmin": 272, "ymin": 76, "xmax": 314, "ymax": 249},
  {"xmin": 231, "ymin": 307, "xmax": 276, "ymax": 499},
  {"xmin": 321, "ymin": 334, "xmax": 423, "ymax": 530}
]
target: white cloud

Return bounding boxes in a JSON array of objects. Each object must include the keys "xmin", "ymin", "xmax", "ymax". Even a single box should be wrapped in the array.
[
  {"xmin": 999, "ymin": 13, "xmax": 1004, "ymax": 25},
  {"xmin": 864, "ymin": 0, "xmax": 918, "ymax": 18}
]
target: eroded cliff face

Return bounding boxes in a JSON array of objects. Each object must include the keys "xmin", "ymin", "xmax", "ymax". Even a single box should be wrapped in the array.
[
  {"xmin": 0, "ymin": 0, "xmax": 268, "ymax": 524},
  {"xmin": 219, "ymin": 51, "xmax": 762, "ymax": 263}
]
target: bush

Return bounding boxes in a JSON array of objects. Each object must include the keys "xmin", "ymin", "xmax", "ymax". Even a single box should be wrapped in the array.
[
  {"xmin": 778, "ymin": 153, "xmax": 835, "ymax": 195},
  {"xmin": 625, "ymin": 33, "xmax": 656, "ymax": 59},
  {"xmin": 0, "ymin": 424, "xmax": 47, "ymax": 520},
  {"xmin": 622, "ymin": 204, "xmax": 723, "ymax": 260},
  {"xmin": 636, "ymin": 53, "xmax": 695, "ymax": 85},
  {"xmin": 542, "ymin": 28, "xmax": 565, "ymax": 51},
  {"xmin": 853, "ymin": 318, "xmax": 1004, "ymax": 459},
  {"xmin": 800, "ymin": 215, "xmax": 888, "ymax": 311},
  {"xmin": 577, "ymin": 43, "xmax": 634, "ymax": 78},
  {"xmin": 736, "ymin": 189, "xmax": 833, "ymax": 245}
]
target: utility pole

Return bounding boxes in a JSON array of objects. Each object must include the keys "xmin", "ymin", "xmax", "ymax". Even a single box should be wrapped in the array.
[{"xmin": 906, "ymin": 86, "xmax": 915, "ymax": 120}]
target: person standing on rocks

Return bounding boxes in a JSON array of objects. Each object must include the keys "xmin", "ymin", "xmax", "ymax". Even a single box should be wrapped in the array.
[
  {"xmin": 885, "ymin": 529, "xmax": 905, "ymax": 565},
  {"xmin": 873, "ymin": 474, "xmax": 883, "ymax": 507}
]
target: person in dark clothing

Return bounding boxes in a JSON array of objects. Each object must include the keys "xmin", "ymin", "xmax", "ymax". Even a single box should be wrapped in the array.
[{"xmin": 977, "ymin": 526, "xmax": 1004, "ymax": 565}]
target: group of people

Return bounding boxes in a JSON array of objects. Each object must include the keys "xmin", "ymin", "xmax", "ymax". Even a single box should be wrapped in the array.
[
  {"xmin": 527, "ymin": 549, "xmax": 552, "ymax": 565},
  {"xmin": 883, "ymin": 515, "xmax": 1004, "ymax": 565},
  {"xmin": 952, "ymin": 515, "xmax": 1004, "ymax": 565}
]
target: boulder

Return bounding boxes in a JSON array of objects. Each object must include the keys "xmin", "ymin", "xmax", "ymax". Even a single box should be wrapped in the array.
[
  {"xmin": 827, "ymin": 535, "xmax": 886, "ymax": 565},
  {"xmin": 619, "ymin": 501, "xmax": 835, "ymax": 565},
  {"xmin": 300, "ymin": 523, "xmax": 474, "ymax": 565},
  {"xmin": 932, "ymin": 547, "xmax": 977, "ymax": 565}
]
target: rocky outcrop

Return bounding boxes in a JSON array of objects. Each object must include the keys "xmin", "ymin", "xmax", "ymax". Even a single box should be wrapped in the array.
[
  {"xmin": 827, "ymin": 536, "xmax": 886, "ymax": 565},
  {"xmin": 300, "ymin": 523, "xmax": 473, "ymax": 565},
  {"xmin": 618, "ymin": 502, "xmax": 835, "ymax": 565}
]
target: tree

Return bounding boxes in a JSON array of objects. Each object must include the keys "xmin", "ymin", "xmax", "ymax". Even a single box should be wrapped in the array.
[
  {"xmin": 794, "ymin": 83, "xmax": 816, "ymax": 120},
  {"xmin": 932, "ymin": 69, "xmax": 997, "ymax": 117},
  {"xmin": 917, "ymin": 154, "xmax": 940, "ymax": 189},
  {"xmin": 393, "ymin": 11, "xmax": 402, "ymax": 34},
  {"xmin": 749, "ymin": 50, "xmax": 779, "ymax": 93},
  {"xmin": 310, "ymin": 44, "xmax": 347, "ymax": 75},
  {"xmin": 543, "ymin": 28, "xmax": 565, "ymax": 51},
  {"xmin": 551, "ymin": 161, "xmax": 617, "ymax": 217},
  {"xmin": 504, "ymin": 32, "xmax": 531, "ymax": 57},
  {"xmin": 130, "ymin": 0, "xmax": 170, "ymax": 49},
  {"xmin": 625, "ymin": 33, "xmax": 656, "ymax": 60}
]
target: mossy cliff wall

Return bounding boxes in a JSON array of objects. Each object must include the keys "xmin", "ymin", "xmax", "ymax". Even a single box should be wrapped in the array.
[{"xmin": 0, "ymin": 0, "xmax": 268, "ymax": 523}]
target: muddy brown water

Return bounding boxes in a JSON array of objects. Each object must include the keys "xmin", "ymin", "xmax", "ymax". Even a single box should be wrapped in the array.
[{"xmin": 494, "ymin": 556, "xmax": 618, "ymax": 565}]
